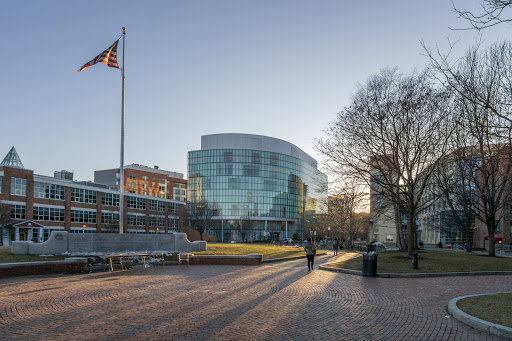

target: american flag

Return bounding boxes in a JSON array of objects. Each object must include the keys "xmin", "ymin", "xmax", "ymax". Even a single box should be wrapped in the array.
[{"xmin": 78, "ymin": 37, "xmax": 121, "ymax": 72}]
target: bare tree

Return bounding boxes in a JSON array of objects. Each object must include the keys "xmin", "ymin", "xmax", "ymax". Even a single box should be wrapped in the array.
[
  {"xmin": 325, "ymin": 180, "xmax": 368, "ymax": 248},
  {"xmin": 426, "ymin": 41, "xmax": 512, "ymax": 256},
  {"xmin": 187, "ymin": 200, "xmax": 219, "ymax": 241},
  {"xmin": 452, "ymin": 0, "xmax": 512, "ymax": 30},
  {"xmin": 428, "ymin": 146, "xmax": 478, "ymax": 252},
  {"xmin": 240, "ymin": 213, "xmax": 257, "ymax": 242},
  {"xmin": 317, "ymin": 68, "xmax": 454, "ymax": 257}
]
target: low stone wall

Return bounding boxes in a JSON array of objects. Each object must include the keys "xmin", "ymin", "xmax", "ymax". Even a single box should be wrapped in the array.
[
  {"xmin": 11, "ymin": 231, "xmax": 206, "ymax": 255},
  {"xmin": 0, "ymin": 258, "xmax": 88, "ymax": 278},
  {"xmin": 189, "ymin": 254, "xmax": 262, "ymax": 265}
]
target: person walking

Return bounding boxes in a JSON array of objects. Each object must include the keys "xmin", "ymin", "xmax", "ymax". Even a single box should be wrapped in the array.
[
  {"xmin": 304, "ymin": 236, "xmax": 316, "ymax": 271},
  {"xmin": 333, "ymin": 236, "xmax": 339, "ymax": 256}
]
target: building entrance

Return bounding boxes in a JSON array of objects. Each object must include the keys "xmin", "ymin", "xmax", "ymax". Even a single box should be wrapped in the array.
[{"xmin": 271, "ymin": 232, "xmax": 279, "ymax": 243}]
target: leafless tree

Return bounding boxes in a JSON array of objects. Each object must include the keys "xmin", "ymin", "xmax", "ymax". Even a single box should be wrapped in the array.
[
  {"xmin": 316, "ymin": 68, "xmax": 454, "ymax": 257},
  {"xmin": 240, "ymin": 213, "xmax": 257, "ymax": 242},
  {"xmin": 426, "ymin": 41, "xmax": 512, "ymax": 256},
  {"xmin": 187, "ymin": 200, "xmax": 219, "ymax": 241},
  {"xmin": 452, "ymin": 0, "xmax": 512, "ymax": 30},
  {"xmin": 427, "ymin": 146, "xmax": 478, "ymax": 252},
  {"xmin": 324, "ymin": 180, "xmax": 368, "ymax": 247}
]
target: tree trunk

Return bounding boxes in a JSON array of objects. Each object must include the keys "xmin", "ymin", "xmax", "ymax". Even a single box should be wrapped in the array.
[
  {"xmin": 395, "ymin": 205, "xmax": 406, "ymax": 251},
  {"xmin": 465, "ymin": 226, "xmax": 472, "ymax": 252},
  {"xmin": 407, "ymin": 212, "xmax": 415, "ymax": 257},
  {"xmin": 488, "ymin": 231, "xmax": 495, "ymax": 257}
]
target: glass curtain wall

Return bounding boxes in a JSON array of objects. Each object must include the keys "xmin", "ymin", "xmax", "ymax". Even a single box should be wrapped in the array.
[{"xmin": 188, "ymin": 149, "xmax": 327, "ymax": 242}]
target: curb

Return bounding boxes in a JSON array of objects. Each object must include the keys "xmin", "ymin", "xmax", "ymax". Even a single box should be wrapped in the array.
[
  {"xmin": 448, "ymin": 293, "xmax": 512, "ymax": 340},
  {"xmin": 319, "ymin": 265, "xmax": 512, "ymax": 278}
]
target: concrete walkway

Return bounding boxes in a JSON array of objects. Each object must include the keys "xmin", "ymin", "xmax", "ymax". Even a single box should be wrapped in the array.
[{"xmin": 0, "ymin": 254, "xmax": 510, "ymax": 340}]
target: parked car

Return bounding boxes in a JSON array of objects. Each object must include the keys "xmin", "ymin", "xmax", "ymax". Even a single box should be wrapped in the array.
[
  {"xmin": 371, "ymin": 242, "xmax": 388, "ymax": 250},
  {"xmin": 282, "ymin": 238, "xmax": 294, "ymax": 244}
]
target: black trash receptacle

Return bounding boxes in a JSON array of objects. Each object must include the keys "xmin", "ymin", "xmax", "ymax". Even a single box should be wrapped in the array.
[{"xmin": 362, "ymin": 253, "xmax": 378, "ymax": 277}]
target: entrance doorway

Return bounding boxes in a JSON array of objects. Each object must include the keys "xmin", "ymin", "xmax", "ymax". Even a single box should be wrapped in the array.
[{"xmin": 271, "ymin": 232, "xmax": 279, "ymax": 243}]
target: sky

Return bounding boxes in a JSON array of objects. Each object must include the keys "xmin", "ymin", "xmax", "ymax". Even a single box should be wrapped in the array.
[{"xmin": 1, "ymin": 1, "xmax": 511, "ymax": 182}]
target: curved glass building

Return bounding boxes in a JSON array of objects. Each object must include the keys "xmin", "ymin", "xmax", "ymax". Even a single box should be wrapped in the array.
[{"xmin": 187, "ymin": 134, "xmax": 327, "ymax": 242}]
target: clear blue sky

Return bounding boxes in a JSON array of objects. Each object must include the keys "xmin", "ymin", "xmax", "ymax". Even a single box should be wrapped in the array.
[{"xmin": 1, "ymin": 1, "xmax": 509, "ymax": 181}]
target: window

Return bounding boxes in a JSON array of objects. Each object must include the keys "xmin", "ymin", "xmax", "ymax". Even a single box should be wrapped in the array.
[
  {"xmin": 102, "ymin": 193, "xmax": 120, "ymax": 207},
  {"xmin": 127, "ymin": 196, "xmax": 145, "ymax": 209},
  {"xmin": 142, "ymin": 184, "xmax": 148, "ymax": 189},
  {"xmin": 10, "ymin": 178, "xmax": 26, "ymax": 196},
  {"xmin": 33, "ymin": 182, "xmax": 65, "ymax": 200},
  {"xmin": 33, "ymin": 206, "xmax": 65, "ymax": 221},
  {"xmin": 243, "ymin": 165, "xmax": 260, "ymax": 176},
  {"xmin": 149, "ymin": 199, "xmax": 165, "ymax": 212},
  {"xmin": 0, "ymin": 176, "xmax": 2, "ymax": 193},
  {"xmin": 252, "ymin": 152, "xmax": 261, "ymax": 163},
  {"xmin": 127, "ymin": 214, "xmax": 145, "ymax": 226},
  {"xmin": 101, "ymin": 212, "xmax": 119, "ymax": 225},
  {"xmin": 129, "ymin": 174, "xmax": 136, "ymax": 180},
  {"xmin": 10, "ymin": 205, "xmax": 26, "ymax": 219},
  {"xmin": 142, "ymin": 175, "xmax": 149, "ymax": 181},
  {"xmin": 168, "ymin": 203, "xmax": 178, "ymax": 216},
  {"xmin": 149, "ymin": 215, "xmax": 165, "ymax": 227},
  {"xmin": 386, "ymin": 234, "xmax": 394, "ymax": 241},
  {"xmin": 224, "ymin": 152, "xmax": 233, "ymax": 162},
  {"xmin": 70, "ymin": 210, "xmax": 96, "ymax": 223},
  {"xmin": 168, "ymin": 218, "xmax": 179, "ymax": 231},
  {"xmin": 71, "ymin": 188, "xmax": 97, "ymax": 204},
  {"xmin": 128, "ymin": 182, "xmax": 136, "ymax": 189},
  {"xmin": 496, "ymin": 220, "xmax": 500, "ymax": 232}
]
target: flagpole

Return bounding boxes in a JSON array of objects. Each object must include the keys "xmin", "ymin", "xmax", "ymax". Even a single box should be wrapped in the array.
[{"xmin": 119, "ymin": 27, "xmax": 126, "ymax": 235}]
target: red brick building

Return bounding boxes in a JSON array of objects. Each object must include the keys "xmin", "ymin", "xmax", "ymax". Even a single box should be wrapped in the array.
[
  {"xmin": 94, "ymin": 164, "xmax": 187, "ymax": 202},
  {"xmin": 1, "ymin": 164, "xmax": 185, "ymax": 246}
]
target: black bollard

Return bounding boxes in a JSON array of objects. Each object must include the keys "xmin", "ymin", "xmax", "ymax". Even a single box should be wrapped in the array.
[{"xmin": 412, "ymin": 252, "xmax": 418, "ymax": 269}]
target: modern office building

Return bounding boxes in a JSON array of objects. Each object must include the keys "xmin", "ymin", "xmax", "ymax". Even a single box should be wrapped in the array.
[
  {"xmin": 187, "ymin": 133, "xmax": 328, "ymax": 242},
  {"xmin": 94, "ymin": 163, "xmax": 187, "ymax": 202},
  {"xmin": 0, "ymin": 148, "xmax": 184, "ymax": 246}
]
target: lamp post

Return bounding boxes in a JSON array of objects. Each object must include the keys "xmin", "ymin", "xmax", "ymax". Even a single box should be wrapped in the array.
[{"xmin": 328, "ymin": 227, "xmax": 331, "ymax": 242}]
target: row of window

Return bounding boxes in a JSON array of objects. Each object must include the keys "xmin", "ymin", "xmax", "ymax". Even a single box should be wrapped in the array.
[
  {"xmin": 8, "ymin": 178, "xmax": 180, "ymax": 212},
  {"xmin": 189, "ymin": 150, "xmax": 307, "ymax": 166},
  {"xmin": 10, "ymin": 205, "xmax": 180, "ymax": 224}
]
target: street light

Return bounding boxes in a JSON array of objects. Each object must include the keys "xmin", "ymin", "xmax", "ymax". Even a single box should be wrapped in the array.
[{"xmin": 328, "ymin": 227, "xmax": 331, "ymax": 242}]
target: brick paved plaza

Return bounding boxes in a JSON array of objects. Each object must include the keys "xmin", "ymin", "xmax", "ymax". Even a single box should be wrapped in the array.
[{"xmin": 1, "ymin": 254, "xmax": 511, "ymax": 341}]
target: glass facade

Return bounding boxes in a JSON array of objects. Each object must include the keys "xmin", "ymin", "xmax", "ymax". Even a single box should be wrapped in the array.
[{"xmin": 188, "ymin": 138, "xmax": 327, "ymax": 242}]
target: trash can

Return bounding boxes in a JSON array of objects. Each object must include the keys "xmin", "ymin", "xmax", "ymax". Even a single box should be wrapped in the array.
[{"xmin": 362, "ymin": 252, "xmax": 378, "ymax": 277}]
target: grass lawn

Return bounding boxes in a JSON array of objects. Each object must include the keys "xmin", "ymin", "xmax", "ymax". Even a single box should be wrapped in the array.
[
  {"xmin": 324, "ymin": 250, "xmax": 512, "ymax": 273},
  {"xmin": 0, "ymin": 246, "xmax": 67, "ymax": 263},
  {"xmin": 193, "ymin": 243, "xmax": 308, "ymax": 260},
  {"xmin": 457, "ymin": 293, "xmax": 512, "ymax": 328}
]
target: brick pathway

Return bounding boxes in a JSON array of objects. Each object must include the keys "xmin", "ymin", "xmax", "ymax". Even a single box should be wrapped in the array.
[{"xmin": 0, "ymin": 254, "xmax": 510, "ymax": 341}]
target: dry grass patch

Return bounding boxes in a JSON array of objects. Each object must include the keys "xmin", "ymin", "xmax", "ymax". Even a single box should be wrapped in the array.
[
  {"xmin": 457, "ymin": 293, "xmax": 512, "ymax": 328},
  {"xmin": 326, "ymin": 250, "xmax": 512, "ymax": 273},
  {"xmin": 194, "ymin": 243, "xmax": 306, "ymax": 259},
  {"xmin": 0, "ymin": 246, "xmax": 67, "ymax": 263}
]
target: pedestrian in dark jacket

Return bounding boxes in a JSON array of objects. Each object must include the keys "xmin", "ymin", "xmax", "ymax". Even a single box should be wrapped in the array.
[
  {"xmin": 304, "ymin": 236, "xmax": 316, "ymax": 271},
  {"xmin": 333, "ymin": 236, "xmax": 339, "ymax": 256}
]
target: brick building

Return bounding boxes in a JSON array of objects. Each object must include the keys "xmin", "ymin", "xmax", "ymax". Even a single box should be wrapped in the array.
[
  {"xmin": 94, "ymin": 164, "xmax": 187, "ymax": 202},
  {"xmin": 0, "ymin": 150, "xmax": 185, "ymax": 246}
]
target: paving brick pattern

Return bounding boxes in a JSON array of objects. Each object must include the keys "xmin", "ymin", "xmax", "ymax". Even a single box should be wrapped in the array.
[{"xmin": 0, "ymin": 254, "xmax": 510, "ymax": 341}]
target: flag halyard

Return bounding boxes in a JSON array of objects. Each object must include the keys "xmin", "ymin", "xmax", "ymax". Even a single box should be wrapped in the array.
[{"xmin": 78, "ymin": 37, "xmax": 121, "ymax": 72}]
